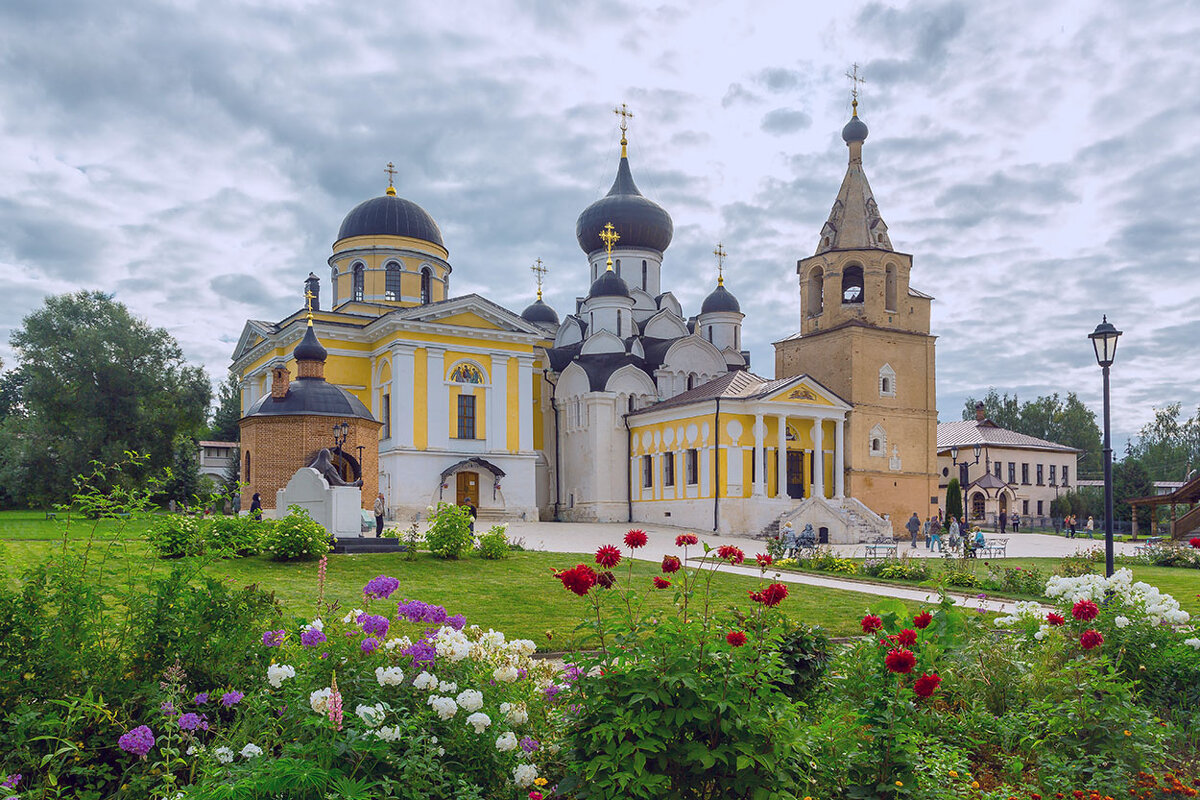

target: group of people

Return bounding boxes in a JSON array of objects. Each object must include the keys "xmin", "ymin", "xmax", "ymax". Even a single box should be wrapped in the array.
[
  {"xmin": 906, "ymin": 512, "xmax": 987, "ymax": 557},
  {"xmin": 996, "ymin": 511, "xmax": 1023, "ymax": 533},
  {"xmin": 1063, "ymin": 514, "xmax": 1095, "ymax": 539}
]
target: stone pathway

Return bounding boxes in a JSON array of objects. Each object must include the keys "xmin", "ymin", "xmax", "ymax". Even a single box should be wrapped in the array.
[{"xmin": 502, "ymin": 520, "xmax": 1127, "ymax": 614}]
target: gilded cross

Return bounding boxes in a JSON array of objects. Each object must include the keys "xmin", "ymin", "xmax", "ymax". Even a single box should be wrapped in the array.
[
  {"xmin": 613, "ymin": 103, "xmax": 634, "ymax": 156},
  {"xmin": 384, "ymin": 161, "xmax": 397, "ymax": 188},
  {"xmin": 845, "ymin": 63, "xmax": 866, "ymax": 114},
  {"xmin": 304, "ymin": 288, "xmax": 315, "ymax": 324},
  {"xmin": 598, "ymin": 222, "xmax": 620, "ymax": 271},
  {"xmin": 713, "ymin": 242, "xmax": 727, "ymax": 286},
  {"xmin": 531, "ymin": 257, "xmax": 548, "ymax": 300}
]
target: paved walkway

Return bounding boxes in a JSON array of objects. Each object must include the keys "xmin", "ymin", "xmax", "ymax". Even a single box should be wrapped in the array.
[{"xmin": 500, "ymin": 520, "xmax": 1132, "ymax": 614}]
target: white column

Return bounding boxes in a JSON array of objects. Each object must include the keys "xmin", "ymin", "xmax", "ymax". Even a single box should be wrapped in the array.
[
  {"xmin": 427, "ymin": 347, "xmax": 448, "ymax": 449},
  {"xmin": 776, "ymin": 415, "xmax": 787, "ymax": 499},
  {"xmin": 812, "ymin": 419, "xmax": 825, "ymax": 499},
  {"xmin": 518, "ymin": 356, "xmax": 534, "ymax": 451},
  {"xmin": 834, "ymin": 417, "xmax": 845, "ymax": 498},
  {"xmin": 488, "ymin": 356, "xmax": 507, "ymax": 452},
  {"xmin": 752, "ymin": 413, "xmax": 765, "ymax": 497},
  {"xmin": 392, "ymin": 345, "xmax": 415, "ymax": 448}
]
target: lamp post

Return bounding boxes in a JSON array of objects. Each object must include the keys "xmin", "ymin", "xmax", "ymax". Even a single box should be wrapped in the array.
[
  {"xmin": 1089, "ymin": 315, "xmax": 1122, "ymax": 578},
  {"xmin": 950, "ymin": 444, "xmax": 982, "ymax": 515}
]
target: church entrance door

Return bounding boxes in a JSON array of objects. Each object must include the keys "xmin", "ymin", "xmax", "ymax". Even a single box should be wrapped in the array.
[
  {"xmin": 786, "ymin": 451, "xmax": 805, "ymax": 499},
  {"xmin": 456, "ymin": 472, "xmax": 479, "ymax": 506}
]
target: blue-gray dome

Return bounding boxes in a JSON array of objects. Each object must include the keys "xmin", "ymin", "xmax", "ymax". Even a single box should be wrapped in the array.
[
  {"xmin": 576, "ymin": 156, "xmax": 673, "ymax": 255},
  {"xmin": 521, "ymin": 298, "xmax": 560, "ymax": 326},
  {"xmin": 842, "ymin": 114, "xmax": 869, "ymax": 144},
  {"xmin": 700, "ymin": 284, "xmax": 741, "ymax": 314},
  {"xmin": 337, "ymin": 193, "xmax": 445, "ymax": 248},
  {"xmin": 293, "ymin": 324, "xmax": 327, "ymax": 362},
  {"xmin": 588, "ymin": 270, "xmax": 631, "ymax": 299},
  {"xmin": 243, "ymin": 379, "xmax": 374, "ymax": 420}
]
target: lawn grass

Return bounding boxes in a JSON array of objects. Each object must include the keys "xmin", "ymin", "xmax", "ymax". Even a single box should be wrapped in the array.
[{"xmin": 0, "ymin": 522, "xmax": 922, "ymax": 644}]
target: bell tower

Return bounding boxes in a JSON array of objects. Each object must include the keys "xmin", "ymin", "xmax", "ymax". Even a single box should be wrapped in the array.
[{"xmin": 774, "ymin": 91, "xmax": 939, "ymax": 529}]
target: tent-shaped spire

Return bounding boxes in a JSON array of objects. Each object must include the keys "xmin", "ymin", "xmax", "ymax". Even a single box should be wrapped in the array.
[{"xmin": 815, "ymin": 106, "xmax": 893, "ymax": 255}]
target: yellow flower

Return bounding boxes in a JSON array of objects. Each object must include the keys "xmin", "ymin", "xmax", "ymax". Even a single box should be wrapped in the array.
[
  {"xmin": 949, "ymin": 771, "xmax": 958, "ymax": 778},
  {"xmin": 534, "ymin": 777, "xmax": 548, "ymax": 786},
  {"xmin": 1123, "ymin": 730, "xmax": 1131, "ymax": 736},
  {"xmin": 971, "ymin": 781, "xmax": 980, "ymax": 789},
  {"xmin": 895, "ymin": 781, "xmax": 903, "ymax": 787}
]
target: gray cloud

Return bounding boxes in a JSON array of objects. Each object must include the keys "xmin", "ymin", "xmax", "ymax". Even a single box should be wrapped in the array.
[{"xmin": 761, "ymin": 108, "xmax": 813, "ymax": 135}]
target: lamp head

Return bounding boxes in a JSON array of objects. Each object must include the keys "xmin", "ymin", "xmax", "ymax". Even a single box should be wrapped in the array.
[
  {"xmin": 1089, "ymin": 315, "xmax": 1122, "ymax": 368},
  {"xmin": 950, "ymin": 446, "xmax": 959, "ymax": 462}
]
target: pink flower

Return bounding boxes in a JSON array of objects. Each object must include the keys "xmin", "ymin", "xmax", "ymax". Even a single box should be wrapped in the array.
[
  {"xmin": 716, "ymin": 545, "xmax": 745, "ymax": 564},
  {"xmin": 675, "ymin": 533, "xmax": 699, "ymax": 547}
]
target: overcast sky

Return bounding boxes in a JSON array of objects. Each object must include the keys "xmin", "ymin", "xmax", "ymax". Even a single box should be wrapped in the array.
[{"xmin": 2, "ymin": 0, "xmax": 1197, "ymax": 446}]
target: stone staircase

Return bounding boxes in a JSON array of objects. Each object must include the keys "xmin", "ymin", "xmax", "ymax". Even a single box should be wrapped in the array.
[{"xmin": 758, "ymin": 496, "xmax": 892, "ymax": 543}]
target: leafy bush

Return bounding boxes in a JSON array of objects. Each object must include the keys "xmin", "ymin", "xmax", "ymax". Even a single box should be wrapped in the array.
[
  {"xmin": 424, "ymin": 502, "xmax": 474, "ymax": 559},
  {"xmin": 204, "ymin": 513, "xmax": 265, "ymax": 556},
  {"xmin": 863, "ymin": 555, "xmax": 931, "ymax": 581},
  {"xmin": 262, "ymin": 505, "xmax": 331, "ymax": 561},
  {"xmin": 145, "ymin": 513, "xmax": 204, "ymax": 558},
  {"xmin": 773, "ymin": 621, "xmax": 831, "ymax": 701},
  {"xmin": 476, "ymin": 524, "xmax": 510, "ymax": 560},
  {"xmin": 798, "ymin": 546, "xmax": 859, "ymax": 574},
  {"xmin": 939, "ymin": 556, "xmax": 980, "ymax": 587},
  {"xmin": 984, "ymin": 563, "xmax": 1044, "ymax": 595},
  {"xmin": 1122, "ymin": 542, "xmax": 1200, "ymax": 569}
]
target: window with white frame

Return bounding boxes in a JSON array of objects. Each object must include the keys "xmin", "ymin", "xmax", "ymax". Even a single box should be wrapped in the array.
[
  {"xmin": 879, "ymin": 364, "xmax": 896, "ymax": 398},
  {"xmin": 869, "ymin": 424, "xmax": 887, "ymax": 457}
]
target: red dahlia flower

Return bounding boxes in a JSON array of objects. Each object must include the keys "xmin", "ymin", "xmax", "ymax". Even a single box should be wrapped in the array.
[
  {"xmin": 1072, "ymin": 599, "xmax": 1100, "ymax": 622},
  {"xmin": 1189, "ymin": 537, "xmax": 1200, "ymax": 549},
  {"xmin": 755, "ymin": 553, "xmax": 773, "ymax": 567},
  {"xmin": 1080, "ymin": 628, "xmax": 1104, "ymax": 650},
  {"xmin": 596, "ymin": 571, "xmax": 616, "ymax": 589},
  {"xmin": 624, "ymin": 529, "xmax": 648, "ymax": 549},
  {"xmin": 913, "ymin": 611, "xmax": 932, "ymax": 629},
  {"xmin": 748, "ymin": 590, "xmax": 764, "ymax": 603},
  {"xmin": 558, "ymin": 564, "xmax": 597, "ymax": 596},
  {"xmin": 716, "ymin": 545, "xmax": 745, "ymax": 564},
  {"xmin": 676, "ymin": 533, "xmax": 699, "ymax": 547},
  {"xmin": 913, "ymin": 672, "xmax": 941, "ymax": 698},
  {"xmin": 652, "ymin": 577, "xmax": 671, "ymax": 589},
  {"xmin": 758, "ymin": 582, "xmax": 789, "ymax": 607},
  {"xmin": 595, "ymin": 544, "xmax": 622, "ymax": 568},
  {"xmin": 897, "ymin": 628, "xmax": 918, "ymax": 647},
  {"xmin": 726, "ymin": 630, "xmax": 747, "ymax": 647},
  {"xmin": 1047, "ymin": 612, "xmax": 1066, "ymax": 626},
  {"xmin": 661, "ymin": 555, "xmax": 682, "ymax": 573},
  {"xmin": 861, "ymin": 614, "xmax": 883, "ymax": 634},
  {"xmin": 885, "ymin": 648, "xmax": 916, "ymax": 674}
]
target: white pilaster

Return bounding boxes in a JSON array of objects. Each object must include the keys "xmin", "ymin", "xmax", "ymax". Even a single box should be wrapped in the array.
[
  {"xmin": 427, "ymin": 347, "xmax": 449, "ymax": 449},
  {"xmin": 518, "ymin": 357, "xmax": 534, "ymax": 451},
  {"xmin": 777, "ymin": 415, "xmax": 787, "ymax": 499},
  {"xmin": 813, "ymin": 419, "xmax": 825, "ymax": 499},
  {"xmin": 752, "ymin": 413, "xmax": 765, "ymax": 497},
  {"xmin": 392, "ymin": 345, "xmax": 415, "ymax": 448},
  {"xmin": 834, "ymin": 417, "xmax": 845, "ymax": 498},
  {"xmin": 488, "ymin": 356, "xmax": 508, "ymax": 452}
]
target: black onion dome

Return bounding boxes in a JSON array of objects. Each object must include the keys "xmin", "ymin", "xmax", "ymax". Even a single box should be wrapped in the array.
[
  {"xmin": 700, "ymin": 284, "xmax": 741, "ymax": 314},
  {"xmin": 842, "ymin": 114, "xmax": 869, "ymax": 144},
  {"xmin": 337, "ymin": 193, "xmax": 445, "ymax": 248},
  {"xmin": 576, "ymin": 156, "xmax": 673, "ymax": 254},
  {"xmin": 243, "ymin": 380, "xmax": 375, "ymax": 420},
  {"xmin": 521, "ymin": 298, "xmax": 560, "ymax": 326},
  {"xmin": 293, "ymin": 324, "xmax": 327, "ymax": 362},
  {"xmin": 588, "ymin": 270, "xmax": 631, "ymax": 299}
]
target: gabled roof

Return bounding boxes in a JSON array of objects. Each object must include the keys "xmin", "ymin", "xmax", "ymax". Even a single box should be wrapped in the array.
[
  {"xmin": 630, "ymin": 371, "xmax": 849, "ymax": 416},
  {"xmin": 937, "ymin": 419, "xmax": 1082, "ymax": 453}
]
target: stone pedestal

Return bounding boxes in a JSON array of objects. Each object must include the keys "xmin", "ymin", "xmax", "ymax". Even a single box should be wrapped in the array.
[{"xmin": 276, "ymin": 467, "xmax": 363, "ymax": 538}]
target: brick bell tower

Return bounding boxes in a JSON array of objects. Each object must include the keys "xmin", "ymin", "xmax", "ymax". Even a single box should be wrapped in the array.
[{"xmin": 774, "ymin": 96, "xmax": 939, "ymax": 530}]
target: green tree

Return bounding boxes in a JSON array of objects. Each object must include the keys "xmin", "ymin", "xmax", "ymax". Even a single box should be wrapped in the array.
[
  {"xmin": 159, "ymin": 434, "xmax": 202, "ymax": 506},
  {"xmin": 945, "ymin": 477, "xmax": 962, "ymax": 524},
  {"xmin": 0, "ymin": 291, "xmax": 210, "ymax": 506},
  {"xmin": 207, "ymin": 373, "xmax": 242, "ymax": 442},
  {"xmin": 1124, "ymin": 403, "xmax": 1200, "ymax": 482},
  {"xmin": 1113, "ymin": 457, "xmax": 1154, "ymax": 522},
  {"xmin": 963, "ymin": 390, "xmax": 1102, "ymax": 477}
]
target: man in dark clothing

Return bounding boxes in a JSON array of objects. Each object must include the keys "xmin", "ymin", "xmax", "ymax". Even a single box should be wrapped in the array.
[
  {"xmin": 999, "ymin": 511, "xmax": 1007, "ymax": 534},
  {"xmin": 906, "ymin": 513, "xmax": 921, "ymax": 548},
  {"xmin": 463, "ymin": 499, "xmax": 477, "ymax": 534}
]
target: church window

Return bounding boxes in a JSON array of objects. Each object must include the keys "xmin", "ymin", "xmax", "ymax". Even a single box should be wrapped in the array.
[
  {"xmin": 615, "ymin": 258, "xmax": 621, "ymax": 277},
  {"xmin": 449, "ymin": 363, "xmax": 484, "ymax": 384},
  {"xmin": 807, "ymin": 267, "xmax": 824, "ymax": 317},
  {"xmin": 420, "ymin": 267, "xmax": 433, "ymax": 304},
  {"xmin": 685, "ymin": 449, "xmax": 699, "ymax": 485},
  {"xmin": 735, "ymin": 327, "xmax": 740, "ymax": 350},
  {"xmin": 885, "ymin": 264, "xmax": 897, "ymax": 311},
  {"xmin": 244, "ymin": 451, "xmax": 251, "ymax": 481},
  {"xmin": 707, "ymin": 326, "xmax": 713, "ymax": 343},
  {"xmin": 352, "ymin": 263, "xmax": 365, "ymax": 301},
  {"xmin": 664, "ymin": 452, "xmax": 675, "ymax": 486},
  {"xmin": 380, "ymin": 393, "xmax": 391, "ymax": 439},
  {"xmin": 456, "ymin": 394, "xmax": 476, "ymax": 439},
  {"xmin": 879, "ymin": 364, "xmax": 896, "ymax": 398},
  {"xmin": 642, "ymin": 260, "xmax": 648, "ymax": 290},
  {"xmin": 385, "ymin": 263, "xmax": 402, "ymax": 301},
  {"xmin": 686, "ymin": 374, "xmax": 695, "ymax": 391},
  {"xmin": 617, "ymin": 312, "xmax": 622, "ymax": 338},
  {"xmin": 841, "ymin": 265, "xmax": 864, "ymax": 304},
  {"xmin": 642, "ymin": 455, "xmax": 653, "ymax": 488},
  {"xmin": 330, "ymin": 266, "xmax": 338, "ymax": 301},
  {"xmin": 869, "ymin": 424, "xmax": 886, "ymax": 457}
]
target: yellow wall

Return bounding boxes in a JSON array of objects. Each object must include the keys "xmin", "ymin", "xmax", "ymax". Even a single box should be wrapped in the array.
[
  {"xmin": 506, "ymin": 357, "xmax": 519, "ymax": 452},
  {"xmin": 414, "ymin": 347, "xmax": 428, "ymax": 449}
]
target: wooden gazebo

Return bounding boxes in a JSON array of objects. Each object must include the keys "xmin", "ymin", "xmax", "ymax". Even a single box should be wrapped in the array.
[{"xmin": 1128, "ymin": 475, "xmax": 1200, "ymax": 540}]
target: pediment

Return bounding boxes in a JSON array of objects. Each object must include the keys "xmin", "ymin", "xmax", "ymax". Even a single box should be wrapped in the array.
[
  {"xmin": 763, "ymin": 375, "xmax": 850, "ymax": 409},
  {"xmin": 231, "ymin": 320, "xmax": 276, "ymax": 363},
  {"xmin": 395, "ymin": 294, "xmax": 545, "ymax": 336}
]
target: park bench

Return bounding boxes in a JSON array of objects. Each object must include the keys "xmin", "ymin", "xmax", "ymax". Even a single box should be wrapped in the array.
[
  {"xmin": 864, "ymin": 535, "xmax": 897, "ymax": 559},
  {"xmin": 977, "ymin": 537, "xmax": 1008, "ymax": 558},
  {"xmin": 45, "ymin": 511, "xmax": 57, "ymax": 520},
  {"xmin": 1134, "ymin": 536, "xmax": 1164, "ymax": 556},
  {"xmin": 795, "ymin": 532, "xmax": 817, "ymax": 555}
]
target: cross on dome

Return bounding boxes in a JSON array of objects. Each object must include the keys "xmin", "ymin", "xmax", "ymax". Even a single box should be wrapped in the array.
[
  {"xmin": 384, "ymin": 161, "xmax": 398, "ymax": 196},
  {"xmin": 713, "ymin": 242, "xmax": 727, "ymax": 286},
  {"xmin": 613, "ymin": 103, "xmax": 633, "ymax": 157},
  {"xmin": 598, "ymin": 222, "xmax": 620, "ymax": 270},
  {"xmin": 531, "ymin": 257, "xmax": 548, "ymax": 300}
]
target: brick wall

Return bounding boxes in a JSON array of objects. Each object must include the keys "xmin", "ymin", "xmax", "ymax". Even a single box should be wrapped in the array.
[{"xmin": 240, "ymin": 415, "xmax": 381, "ymax": 511}]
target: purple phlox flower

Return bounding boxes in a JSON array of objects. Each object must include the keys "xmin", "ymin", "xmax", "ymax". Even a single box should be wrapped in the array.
[
  {"xmin": 361, "ymin": 637, "xmax": 380, "ymax": 653},
  {"xmin": 400, "ymin": 635, "xmax": 437, "ymax": 668},
  {"xmin": 544, "ymin": 683, "xmax": 562, "ymax": 702},
  {"xmin": 177, "ymin": 712, "xmax": 208, "ymax": 732},
  {"xmin": 262, "ymin": 629, "xmax": 286, "ymax": 647},
  {"xmin": 363, "ymin": 574, "xmax": 400, "ymax": 600},
  {"xmin": 118, "ymin": 725, "xmax": 155, "ymax": 758},
  {"xmin": 221, "ymin": 690, "xmax": 244, "ymax": 708},
  {"xmin": 320, "ymin": 652, "xmax": 330, "ymax": 659},
  {"xmin": 160, "ymin": 701, "xmax": 177, "ymax": 717},
  {"xmin": 300, "ymin": 628, "xmax": 327, "ymax": 648},
  {"xmin": 1, "ymin": 775, "xmax": 20, "ymax": 790},
  {"xmin": 519, "ymin": 736, "xmax": 540, "ymax": 753},
  {"xmin": 562, "ymin": 663, "xmax": 585, "ymax": 683},
  {"xmin": 358, "ymin": 613, "xmax": 390, "ymax": 638},
  {"xmin": 518, "ymin": 667, "xmax": 528, "ymax": 679},
  {"xmin": 445, "ymin": 613, "xmax": 466, "ymax": 630},
  {"xmin": 193, "ymin": 692, "xmax": 209, "ymax": 705},
  {"xmin": 396, "ymin": 599, "xmax": 449, "ymax": 625}
]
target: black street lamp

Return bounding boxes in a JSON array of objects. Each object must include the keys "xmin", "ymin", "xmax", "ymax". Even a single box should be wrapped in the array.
[{"xmin": 1089, "ymin": 315, "xmax": 1122, "ymax": 577}]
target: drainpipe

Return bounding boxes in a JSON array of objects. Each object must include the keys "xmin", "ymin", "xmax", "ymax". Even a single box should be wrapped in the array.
[
  {"xmin": 544, "ymin": 370, "xmax": 562, "ymax": 522},
  {"xmin": 625, "ymin": 408, "xmax": 633, "ymax": 523},
  {"xmin": 713, "ymin": 397, "xmax": 721, "ymax": 532}
]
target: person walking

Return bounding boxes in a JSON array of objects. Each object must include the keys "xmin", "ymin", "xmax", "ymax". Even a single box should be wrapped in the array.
[
  {"xmin": 929, "ymin": 514, "xmax": 943, "ymax": 552},
  {"xmin": 373, "ymin": 492, "xmax": 386, "ymax": 537},
  {"xmin": 999, "ymin": 510, "xmax": 1007, "ymax": 534},
  {"xmin": 948, "ymin": 516, "xmax": 960, "ymax": 550},
  {"xmin": 1012, "ymin": 513, "xmax": 1021, "ymax": 534},
  {"xmin": 1086, "ymin": 515, "xmax": 1095, "ymax": 539},
  {"xmin": 463, "ymin": 499, "xmax": 477, "ymax": 534},
  {"xmin": 906, "ymin": 512, "xmax": 921, "ymax": 548},
  {"xmin": 249, "ymin": 493, "xmax": 262, "ymax": 521}
]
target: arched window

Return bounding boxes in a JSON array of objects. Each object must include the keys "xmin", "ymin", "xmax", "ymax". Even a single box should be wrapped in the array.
[
  {"xmin": 642, "ymin": 260, "xmax": 648, "ymax": 290},
  {"xmin": 686, "ymin": 374, "xmax": 695, "ymax": 391},
  {"xmin": 420, "ymin": 267, "xmax": 433, "ymax": 304},
  {"xmin": 971, "ymin": 492, "xmax": 985, "ymax": 519},
  {"xmin": 330, "ymin": 266, "xmax": 338, "ymax": 302},
  {"xmin": 869, "ymin": 424, "xmax": 887, "ymax": 457},
  {"xmin": 449, "ymin": 363, "xmax": 484, "ymax": 384},
  {"xmin": 734, "ymin": 326, "xmax": 740, "ymax": 350},
  {"xmin": 879, "ymin": 364, "xmax": 897, "ymax": 398},
  {"xmin": 352, "ymin": 263, "xmax": 365, "ymax": 301},
  {"xmin": 842, "ymin": 265, "xmax": 864, "ymax": 304},
  {"xmin": 807, "ymin": 267, "xmax": 824, "ymax": 317},
  {"xmin": 885, "ymin": 264, "xmax": 897, "ymax": 311},
  {"xmin": 615, "ymin": 258, "xmax": 621, "ymax": 278},
  {"xmin": 707, "ymin": 326, "xmax": 713, "ymax": 343},
  {"xmin": 385, "ymin": 262, "xmax": 402, "ymax": 301},
  {"xmin": 244, "ymin": 451, "xmax": 251, "ymax": 481}
]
